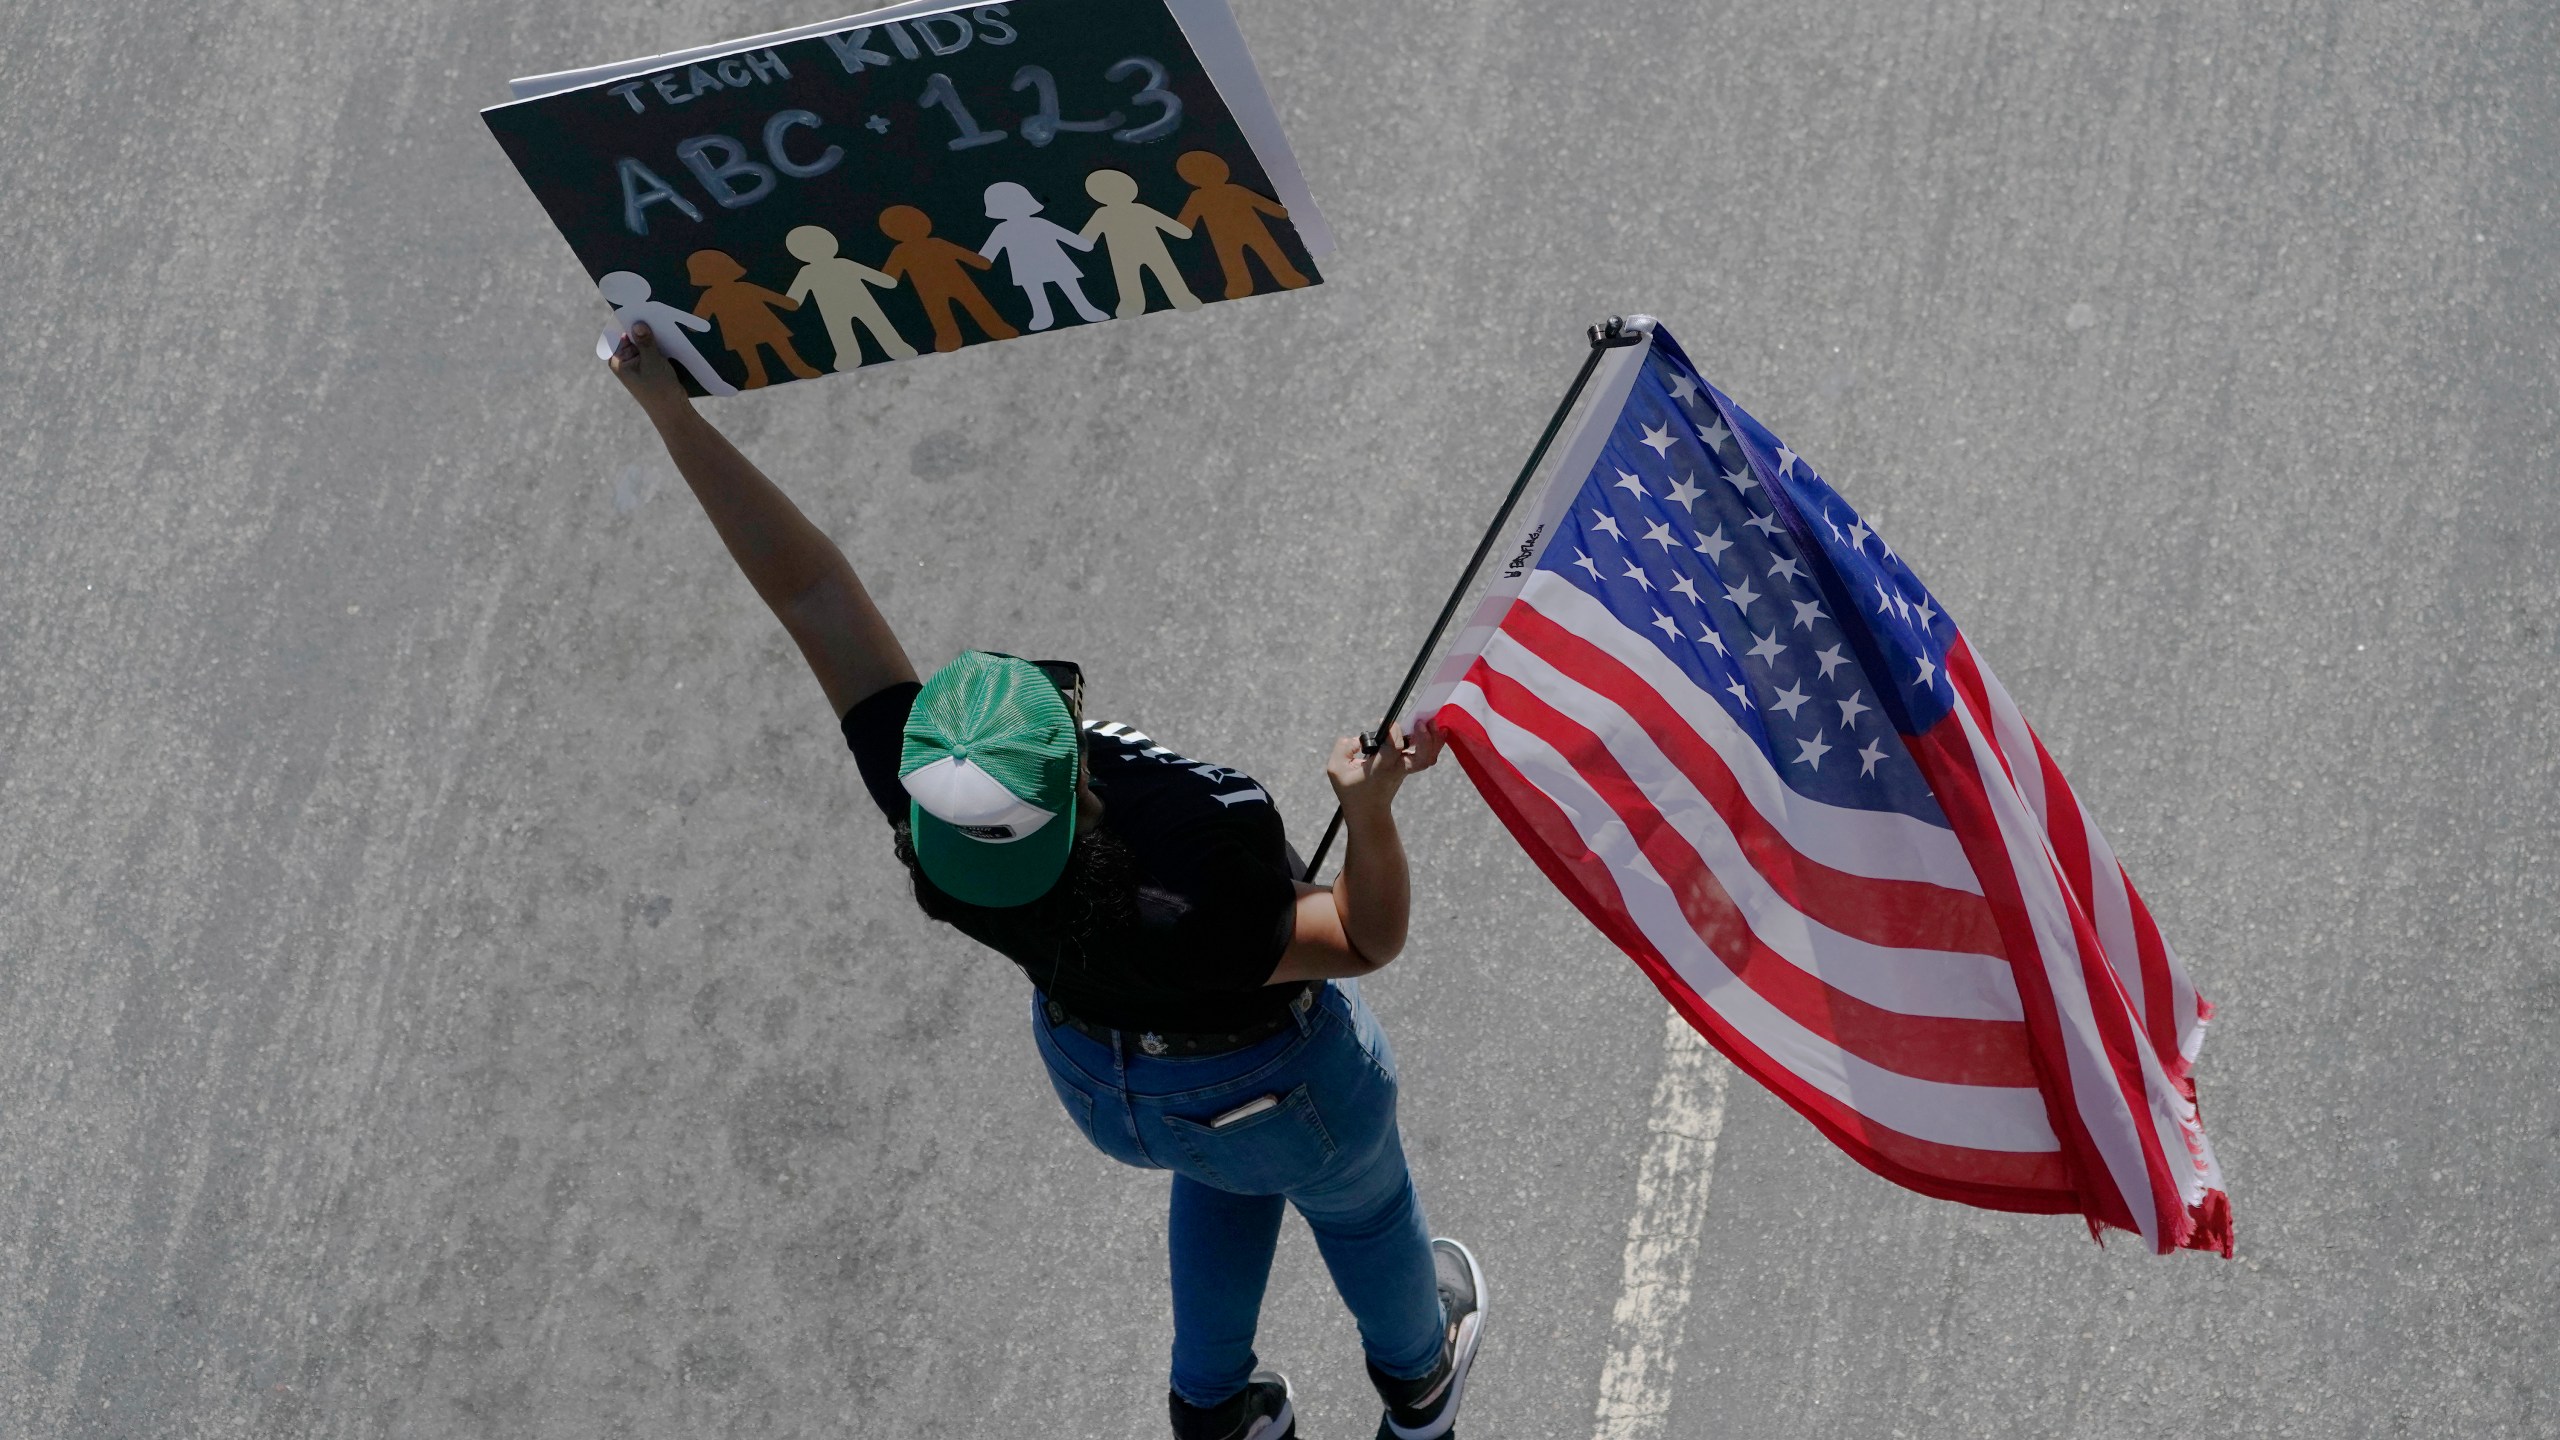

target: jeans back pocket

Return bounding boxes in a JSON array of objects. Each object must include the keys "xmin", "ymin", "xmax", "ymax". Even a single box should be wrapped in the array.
[
  {"xmin": 1158, "ymin": 1084, "xmax": 1338, "ymax": 1195},
  {"xmin": 1043, "ymin": 1066, "xmax": 1111, "ymax": 1147}
]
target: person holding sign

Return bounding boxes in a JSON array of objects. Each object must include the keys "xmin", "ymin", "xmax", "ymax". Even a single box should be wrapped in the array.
[{"xmin": 600, "ymin": 322, "xmax": 1487, "ymax": 1440}]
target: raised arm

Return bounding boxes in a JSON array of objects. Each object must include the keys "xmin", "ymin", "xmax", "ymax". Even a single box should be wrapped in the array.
[
  {"xmin": 1267, "ymin": 724, "xmax": 1443, "ymax": 983},
  {"xmin": 608, "ymin": 323, "xmax": 916, "ymax": 716}
]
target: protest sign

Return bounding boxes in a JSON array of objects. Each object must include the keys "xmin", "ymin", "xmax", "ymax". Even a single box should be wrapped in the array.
[{"xmin": 484, "ymin": 0, "xmax": 1329, "ymax": 394}]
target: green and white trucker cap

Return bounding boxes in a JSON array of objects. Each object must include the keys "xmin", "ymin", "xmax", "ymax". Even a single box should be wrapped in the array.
[{"xmin": 898, "ymin": 651, "xmax": 1080, "ymax": 908}]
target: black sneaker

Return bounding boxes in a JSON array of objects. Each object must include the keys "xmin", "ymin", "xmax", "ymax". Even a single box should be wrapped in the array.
[
  {"xmin": 1169, "ymin": 1369, "xmax": 1295, "ymax": 1440},
  {"xmin": 1368, "ymin": 1237, "xmax": 1486, "ymax": 1440}
]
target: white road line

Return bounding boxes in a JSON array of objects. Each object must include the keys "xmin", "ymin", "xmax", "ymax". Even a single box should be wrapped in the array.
[{"xmin": 1590, "ymin": 1008, "xmax": 1731, "ymax": 1440}]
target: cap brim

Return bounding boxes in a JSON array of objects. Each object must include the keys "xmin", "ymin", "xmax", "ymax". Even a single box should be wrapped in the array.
[{"xmin": 908, "ymin": 788, "xmax": 1078, "ymax": 909}]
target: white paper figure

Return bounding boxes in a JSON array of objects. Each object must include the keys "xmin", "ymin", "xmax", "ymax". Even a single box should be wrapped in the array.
[
  {"xmin": 1078, "ymin": 169, "xmax": 1202, "ymax": 319},
  {"xmin": 782, "ymin": 225, "xmax": 919, "ymax": 368},
  {"xmin": 594, "ymin": 271, "xmax": 738, "ymax": 396},
  {"xmin": 975, "ymin": 181, "xmax": 1109, "ymax": 332}
]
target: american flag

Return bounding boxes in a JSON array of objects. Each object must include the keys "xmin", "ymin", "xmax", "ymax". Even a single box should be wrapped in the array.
[{"xmin": 1414, "ymin": 322, "xmax": 2231, "ymax": 1254}]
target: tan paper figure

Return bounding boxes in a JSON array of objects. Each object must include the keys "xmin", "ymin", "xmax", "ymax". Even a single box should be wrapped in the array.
[
  {"xmin": 782, "ymin": 225, "xmax": 919, "ymax": 369},
  {"xmin": 877, "ymin": 205, "xmax": 1019, "ymax": 353},
  {"xmin": 687, "ymin": 250, "xmax": 822, "ymax": 389},
  {"xmin": 1173, "ymin": 151, "xmax": 1311, "ymax": 301},
  {"xmin": 595, "ymin": 271, "xmax": 738, "ymax": 396},
  {"xmin": 977, "ymin": 181, "xmax": 1110, "ymax": 333},
  {"xmin": 1077, "ymin": 169, "xmax": 1201, "ymax": 319}
]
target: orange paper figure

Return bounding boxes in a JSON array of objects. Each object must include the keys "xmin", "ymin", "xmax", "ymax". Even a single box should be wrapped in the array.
[
  {"xmin": 687, "ymin": 249, "xmax": 822, "ymax": 389},
  {"xmin": 783, "ymin": 225, "xmax": 919, "ymax": 369},
  {"xmin": 977, "ymin": 181, "xmax": 1109, "ymax": 333},
  {"xmin": 1173, "ymin": 151, "xmax": 1311, "ymax": 301},
  {"xmin": 878, "ymin": 204, "xmax": 1019, "ymax": 353},
  {"xmin": 1078, "ymin": 169, "xmax": 1201, "ymax": 319}
]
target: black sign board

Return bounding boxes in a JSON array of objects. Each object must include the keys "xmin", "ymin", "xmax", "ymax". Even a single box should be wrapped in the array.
[{"xmin": 484, "ymin": 0, "xmax": 1327, "ymax": 394}]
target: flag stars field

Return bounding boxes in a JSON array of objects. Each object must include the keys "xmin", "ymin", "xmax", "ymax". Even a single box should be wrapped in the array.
[{"xmin": 1532, "ymin": 345, "xmax": 1962, "ymax": 820}]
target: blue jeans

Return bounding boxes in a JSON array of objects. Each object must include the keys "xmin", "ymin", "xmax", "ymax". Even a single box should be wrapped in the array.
[{"xmin": 1032, "ymin": 979, "xmax": 1445, "ymax": 1408}]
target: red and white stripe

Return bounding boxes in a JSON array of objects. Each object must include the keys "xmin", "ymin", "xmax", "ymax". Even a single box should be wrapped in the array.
[
  {"xmin": 1432, "ymin": 573, "xmax": 2230, "ymax": 1252},
  {"xmin": 1927, "ymin": 642, "xmax": 2227, "ymax": 1251}
]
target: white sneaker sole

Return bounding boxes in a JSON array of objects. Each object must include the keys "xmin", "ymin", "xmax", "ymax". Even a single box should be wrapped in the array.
[
  {"xmin": 1386, "ymin": 1238, "xmax": 1486, "ymax": 1440},
  {"xmin": 1246, "ymin": 1371, "xmax": 1296, "ymax": 1440}
]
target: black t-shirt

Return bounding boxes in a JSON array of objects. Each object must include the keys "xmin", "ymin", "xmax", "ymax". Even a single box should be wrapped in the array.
[{"xmin": 842, "ymin": 682, "xmax": 1305, "ymax": 1032}]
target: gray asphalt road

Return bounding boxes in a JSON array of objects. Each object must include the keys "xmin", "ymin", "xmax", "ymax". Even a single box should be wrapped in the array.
[{"xmin": 3, "ymin": 0, "xmax": 2554, "ymax": 1436}]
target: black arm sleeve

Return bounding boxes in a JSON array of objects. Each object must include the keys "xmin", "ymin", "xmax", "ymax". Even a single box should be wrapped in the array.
[{"xmin": 841, "ymin": 681, "xmax": 923, "ymax": 822}]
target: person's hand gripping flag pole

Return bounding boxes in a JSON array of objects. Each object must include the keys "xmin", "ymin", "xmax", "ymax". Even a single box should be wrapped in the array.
[{"xmin": 1395, "ymin": 317, "xmax": 2229, "ymax": 1254}]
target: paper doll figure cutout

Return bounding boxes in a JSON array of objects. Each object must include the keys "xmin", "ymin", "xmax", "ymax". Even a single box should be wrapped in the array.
[
  {"xmin": 595, "ymin": 271, "xmax": 739, "ymax": 397},
  {"xmin": 1078, "ymin": 169, "xmax": 1201, "ymax": 319},
  {"xmin": 1174, "ymin": 151, "xmax": 1311, "ymax": 301},
  {"xmin": 878, "ymin": 204, "xmax": 1018, "ymax": 353},
  {"xmin": 976, "ymin": 181, "xmax": 1109, "ymax": 333},
  {"xmin": 782, "ymin": 225, "xmax": 919, "ymax": 369},
  {"xmin": 686, "ymin": 249, "xmax": 821, "ymax": 390}
]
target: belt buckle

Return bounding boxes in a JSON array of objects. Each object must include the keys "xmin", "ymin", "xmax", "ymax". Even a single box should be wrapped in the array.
[{"xmin": 1138, "ymin": 1032, "xmax": 1169, "ymax": 1056}]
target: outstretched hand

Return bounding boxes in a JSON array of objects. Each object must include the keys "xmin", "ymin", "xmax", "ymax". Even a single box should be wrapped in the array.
[
  {"xmin": 1325, "ymin": 721, "xmax": 1444, "ymax": 823},
  {"xmin": 607, "ymin": 322, "xmax": 692, "ymax": 418}
]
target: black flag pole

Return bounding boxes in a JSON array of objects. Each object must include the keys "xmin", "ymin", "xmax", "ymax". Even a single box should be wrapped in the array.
[{"xmin": 1302, "ymin": 316, "xmax": 1651, "ymax": 883}]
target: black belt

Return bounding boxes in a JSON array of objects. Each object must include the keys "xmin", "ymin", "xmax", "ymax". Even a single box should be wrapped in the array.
[{"xmin": 1043, "ymin": 983, "xmax": 1318, "ymax": 1057}]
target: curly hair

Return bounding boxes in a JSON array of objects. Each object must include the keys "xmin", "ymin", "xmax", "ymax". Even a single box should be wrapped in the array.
[{"xmin": 892, "ymin": 819, "xmax": 1141, "ymax": 983}]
